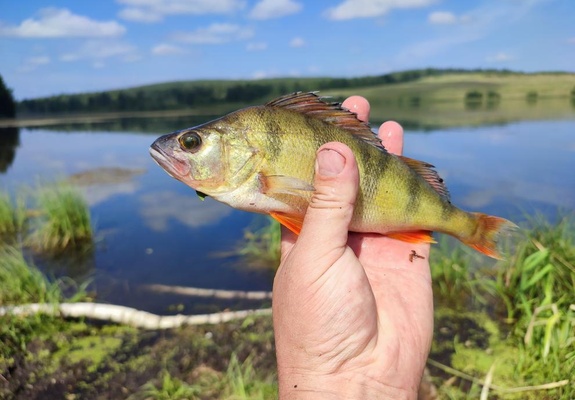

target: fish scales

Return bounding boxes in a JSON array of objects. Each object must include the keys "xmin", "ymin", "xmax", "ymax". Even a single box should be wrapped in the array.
[
  {"xmin": 221, "ymin": 105, "xmax": 473, "ymax": 237},
  {"xmin": 150, "ymin": 92, "xmax": 516, "ymax": 258}
]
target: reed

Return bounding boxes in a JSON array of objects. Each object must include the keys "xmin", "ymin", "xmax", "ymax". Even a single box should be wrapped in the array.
[
  {"xmin": 28, "ymin": 183, "xmax": 93, "ymax": 253},
  {"xmin": 0, "ymin": 193, "xmax": 26, "ymax": 242},
  {"xmin": 237, "ymin": 217, "xmax": 281, "ymax": 269},
  {"xmin": 0, "ymin": 246, "xmax": 62, "ymax": 305}
]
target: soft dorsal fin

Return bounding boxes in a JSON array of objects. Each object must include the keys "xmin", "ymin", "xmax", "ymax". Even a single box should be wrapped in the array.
[
  {"xmin": 265, "ymin": 92, "xmax": 385, "ymax": 151},
  {"xmin": 399, "ymin": 156, "xmax": 451, "ymax": 202}
]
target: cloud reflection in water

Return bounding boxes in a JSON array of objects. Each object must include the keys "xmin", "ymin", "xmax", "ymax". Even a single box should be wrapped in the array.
[{"xmin": 139, "ymin": 191, "xmax": 233, "ymax": 232}]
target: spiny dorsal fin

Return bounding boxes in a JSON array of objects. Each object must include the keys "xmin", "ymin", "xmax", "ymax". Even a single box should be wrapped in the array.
[
  {"xmin": 399, "ymin": 156, "xmax": 451, "ymax": 202},
  {"xmin": 266, "ymin": 92, "xmax": 385, "ymax": 151}
]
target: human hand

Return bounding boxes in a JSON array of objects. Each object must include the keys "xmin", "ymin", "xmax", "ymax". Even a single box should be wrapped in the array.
[{"xmin": 272, "ymin": 96, "xmax": 433, "ymax": 399}]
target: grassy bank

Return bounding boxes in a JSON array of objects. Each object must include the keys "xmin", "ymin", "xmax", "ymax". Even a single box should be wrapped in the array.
[
  {"xmin": 0, "ymin": 248, "xmax": 275, "ymax": 399},
  {"xmin": 1, "ymin": 211, "xmax": 573, "ymax": 398}
]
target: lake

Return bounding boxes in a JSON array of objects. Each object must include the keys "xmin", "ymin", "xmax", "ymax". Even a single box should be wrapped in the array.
[{"xmin": 1, "ymin": 114, "xmax": 574, "ymax": 315}]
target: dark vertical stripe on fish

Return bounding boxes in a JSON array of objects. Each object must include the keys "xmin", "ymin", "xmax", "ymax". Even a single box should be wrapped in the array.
[
  {"xmin": 440, "ymin": 201, "xmax": 455, "ymax": 222},
  {"xmin": 258, "ymin": 108, "xmax": 283, "ymax": 161},
  {"xmin": 404, "ymin": 171, "xmax": 422, "ymax": 217}
]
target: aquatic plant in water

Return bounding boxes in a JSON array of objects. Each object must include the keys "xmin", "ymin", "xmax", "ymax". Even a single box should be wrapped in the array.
[{"xmin": 28, "ymin": 183, "xmax": 93, "ymax": 253}]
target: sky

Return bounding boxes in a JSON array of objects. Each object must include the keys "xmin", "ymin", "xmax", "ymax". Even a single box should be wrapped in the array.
[{"xmin": 1, "ymin": 0, "xmax": 574, "ymax": 100}]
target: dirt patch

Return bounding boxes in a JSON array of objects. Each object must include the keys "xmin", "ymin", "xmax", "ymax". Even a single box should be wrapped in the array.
[{"xmin": 1, "ymin": 315, "xmax": 275, "ymax": 399}]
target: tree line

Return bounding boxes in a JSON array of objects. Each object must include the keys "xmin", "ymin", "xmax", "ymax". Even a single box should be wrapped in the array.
[
  {"xmin": 16, "ymin": 68, "xmax": 522, "ymax": 116},
  {"xmin": 0, "ymin": 75, "xmax": 16, "ymax": 119}
]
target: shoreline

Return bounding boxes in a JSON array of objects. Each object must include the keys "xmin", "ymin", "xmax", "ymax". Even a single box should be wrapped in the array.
[{"xmin": 0, "ymin": 108, "xmax": 208, "ymax": 128}]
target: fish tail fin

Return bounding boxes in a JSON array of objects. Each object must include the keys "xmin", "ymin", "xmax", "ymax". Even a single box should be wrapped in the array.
[{"xmin": 462, "ymin": 213, "xmax": 518, "ymax": 259}]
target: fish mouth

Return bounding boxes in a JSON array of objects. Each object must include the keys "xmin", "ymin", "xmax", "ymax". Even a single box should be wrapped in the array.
[{"xmin": 149, "ymin": 139, "xmax": 191, "ymax": 179}]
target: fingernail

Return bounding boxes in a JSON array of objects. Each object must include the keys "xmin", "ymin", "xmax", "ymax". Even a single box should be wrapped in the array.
[{"xmin": 316, "ymin": 148, "xmax": 345, "ymax": 176}]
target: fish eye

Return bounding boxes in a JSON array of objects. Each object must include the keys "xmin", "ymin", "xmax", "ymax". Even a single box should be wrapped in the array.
[{"xmin": 179, "ymin": 131, "xmax": 202, "ymax": 151}]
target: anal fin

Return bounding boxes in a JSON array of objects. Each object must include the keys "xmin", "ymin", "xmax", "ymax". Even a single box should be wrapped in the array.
[
  {"xmin": 270, "ymin": 211, "xmax": 304, "ymax": 235},
  {"xmin": 386, "ymin": 230, "xmax": 436, "ymax": 244}
]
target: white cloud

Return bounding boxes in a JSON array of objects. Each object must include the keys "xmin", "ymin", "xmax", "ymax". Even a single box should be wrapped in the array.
[
  {"xmin": 428, "ymin": 11, "xmax": 456, "ymax": 24},
  {"xmin": 60, "ymin": 40, "xmax": 140, "ymax": 64},
  {"xmin": 325, "ymin": 0, "xmax": 435, "ymax": 20},
  {"xmin": 19, "ymin": 56, "xmax": 51, "ymax": 72},
  {"xmin": 486, "ymin": 52, "xmax": 514, "ymax": 62},
  {"xmin": 246, "ymin": 42, "xmax": 267, "ymax": 51},
  {"xmin": 428, "ymin": 11, "xmax": 470, "ymax": 25},
  {"xmin": 0, "ymin": 8, "xmax": 125, "ymax": 38},
  {"xmin": 118, "ymin": 7, "xmax": 163, "ymax": 23},
  {"xmin": 252, "ymin": 70, "xmax": 268, "ymax": 79},
  {"xmin": 172, "ymin": 23, "xmax": 254, "ymax": 44},
  {"xmin": 117, "ymin": 0, "xmax": 246, "ymax": 22},
  {"xmin": 249, "ymin": 0, "xmax": 302, "ymax": 20},
  {"xmin": 289, "ymin": 37, "xmax": 305, "ymax": 48},
  {"xmin": 152, "ymin": 43, "xmax": 186, "ymax": 55}
]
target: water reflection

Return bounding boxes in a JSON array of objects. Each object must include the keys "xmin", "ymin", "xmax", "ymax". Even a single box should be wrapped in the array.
[
  {"xmin": 139, "ymin": 191, "xmax": 233, "ymax": 231},
  {"xmin": 67, "ymin": 167, "xmax": 145, "ymax": 206},
  {"xmin": 0, "ymin": 127, "xmax": 19, "ymax": 173},
  {"xmin": 403, "ymin": 119, "xmax": 575, "ymax": 218}
]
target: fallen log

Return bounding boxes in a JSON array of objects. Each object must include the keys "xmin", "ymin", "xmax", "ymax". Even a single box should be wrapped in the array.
[
  {"xmin": 141, "ymin": 283, "xmax": 272, "ymax": 300},
  {"xmin": 0, "ymin": 303, "xmax": 272, "ymax": 330}
]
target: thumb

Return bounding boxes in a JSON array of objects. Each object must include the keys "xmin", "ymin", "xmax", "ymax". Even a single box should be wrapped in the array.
[{"xmin": 298, "ymin": 142, "xmax": 360, "ymax": 257}]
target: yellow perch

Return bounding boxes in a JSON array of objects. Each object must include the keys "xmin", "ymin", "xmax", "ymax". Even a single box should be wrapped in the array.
[{"xmin": 150, "ymin": 92, "xmax": 515, "ymax": 258}]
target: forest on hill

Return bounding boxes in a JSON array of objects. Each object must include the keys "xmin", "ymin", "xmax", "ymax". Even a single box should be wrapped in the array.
[
  {"xmin": 0, "ymin": 75, "xmax": 16, "ymax": 119},
  {"xmin": 15, "ymin": 68, "xmax": 551, "ymax": 116}
]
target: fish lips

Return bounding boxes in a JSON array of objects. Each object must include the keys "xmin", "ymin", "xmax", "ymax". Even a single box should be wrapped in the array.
[{"xmin": 149, "ymin": 136, "xmax": 191, "ymax": 179}]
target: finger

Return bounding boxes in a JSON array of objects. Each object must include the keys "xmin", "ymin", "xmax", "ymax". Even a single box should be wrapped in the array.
[
  {"xmin": 296, "ymin": 142, "xmax": 360, "ymax": 263},
  {"xmin": 279, "ymin": 225, "xmax": 297, "ymax": 259},
  {"xmin": 378, "ymin": 120, "xmax": 403, "ymax": 156},
  {"xmin": 342, "ymin": 96, "xmax": 370, "ymax": 123},
  {"xmin": 281, "ymin": 95, "xmax": 368, "ymax": 257}
]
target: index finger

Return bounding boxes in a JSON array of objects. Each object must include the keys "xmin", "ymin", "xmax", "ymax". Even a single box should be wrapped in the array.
[{"xmin": 378, "ymin": 121, "xmax": 404, "ymax": 156}]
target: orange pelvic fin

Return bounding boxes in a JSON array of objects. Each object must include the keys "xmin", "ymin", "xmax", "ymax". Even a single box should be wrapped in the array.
[
  {"xmin": 386, "ymin": 230, "xmax": 436, "ymax": 244},
  {"xmin": 270, "ymin": 211, "xmax": 304, "ymax": 235},
  {"xmin": 463, "ymin": 213, "xmax": 518, "ymax": 259}
]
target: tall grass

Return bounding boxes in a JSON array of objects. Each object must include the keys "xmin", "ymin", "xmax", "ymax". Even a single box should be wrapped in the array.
[
  {"xmin": 480, "ymin": 215, "xmax": 575, "ymax": 321},
  {"xmin": 427, "ymin": 215, "xmax": 575, "ymax": 398},
  {"xmin": 27, "ymin": 183, "xmax": 93, "ymax": 253},
  {"xmin": 1, "ymin": 183, "xmax": 93, "ymax": 254},
  {"xmin": 0, "ymin": 193, "xmax": 26, "ymax": 241},
  {"xmin": 140, "ymin": 370, "xmax": 202, "ymax": 400},
  {"xmin": 223, "ymin": 353, "xmax": 277, "ymax": 399},
  {"xmin": 236, "ymin": 217, "xmax": 281, "ymax": 269},
  {"xmin": 0, "ymin": 246, "xmax": 62, "ymax": 305},
  {"xmin": 0, "ymin": 245, "xmax": 89, "ymax": 361},
  {"xmin": 136, "ymin": 354, "xmax": 276, "ymax": 400}
]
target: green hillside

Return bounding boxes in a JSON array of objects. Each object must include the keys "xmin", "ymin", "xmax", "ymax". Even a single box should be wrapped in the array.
[
  {"xmin": 11, "ymin": 69, "xmax": 575, "ymax": 129},
  {"xmin": 16, "ymin": 69, "xmax": 573, "ymax": 115}
]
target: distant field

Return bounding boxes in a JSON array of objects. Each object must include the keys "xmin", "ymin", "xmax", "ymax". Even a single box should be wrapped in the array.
[
  {"xmin": 330, "ymin": 72, "xmax": 575, "ymax": 102},
  {"xmin": 325, "ymin": 73, "xmax": 575, "ymax": 128},
  {"xmin": 7, "ymin": 71, "xmax": 575, "ymax": 129}
]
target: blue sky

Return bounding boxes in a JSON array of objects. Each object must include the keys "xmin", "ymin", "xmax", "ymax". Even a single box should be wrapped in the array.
[{"xmin": 1, "ymin": 0, "xmax": 573, "ymax": 99}]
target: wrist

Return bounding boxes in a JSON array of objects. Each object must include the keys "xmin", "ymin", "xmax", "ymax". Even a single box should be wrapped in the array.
[{"xmin": 277, "ymin": 368, "xmax": 418, "ymax": 400}]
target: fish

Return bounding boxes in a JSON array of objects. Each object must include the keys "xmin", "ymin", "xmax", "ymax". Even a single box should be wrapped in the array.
[{"xmin": 150, "ymin": 92, "xmax": 516, "ymax": 259}]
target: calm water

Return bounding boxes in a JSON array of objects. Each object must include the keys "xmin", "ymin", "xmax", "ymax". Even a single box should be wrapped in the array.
[{"xmin": 1, "ymin": 117, "xmax": 574, "ymax": 314}]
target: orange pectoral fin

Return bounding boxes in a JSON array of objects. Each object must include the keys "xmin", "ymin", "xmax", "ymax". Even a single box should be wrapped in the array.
[
  {"xmin": 270, "ymin": 212, "xmax": 304, "ymax": 235},
  {"xmin": 386, "ymin": 230, "xmax": 436, "ymax": 244}
]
